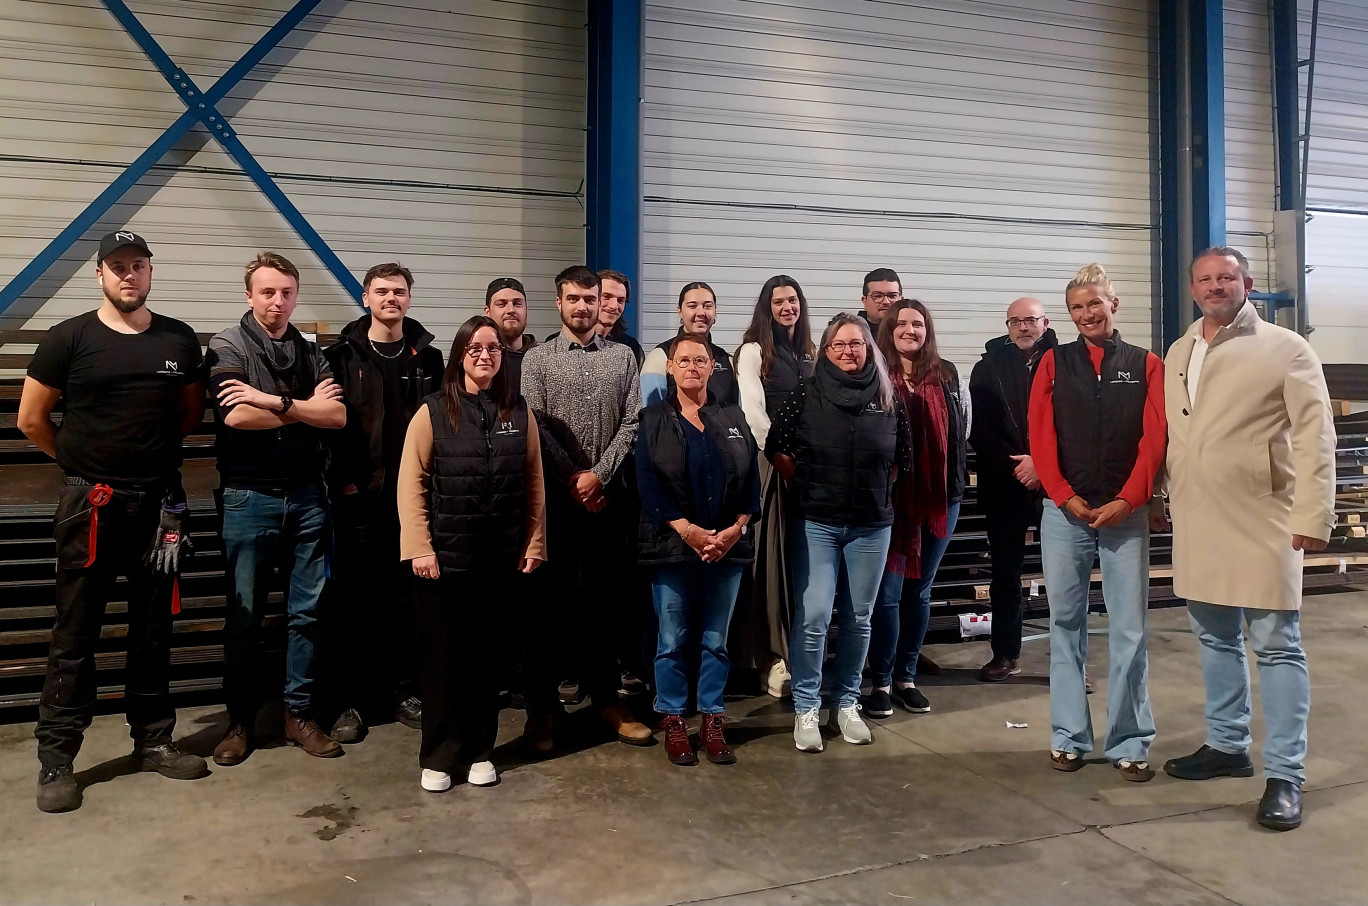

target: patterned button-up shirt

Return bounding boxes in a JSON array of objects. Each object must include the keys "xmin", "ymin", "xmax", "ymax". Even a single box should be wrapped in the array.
[{"xmin": 520, "ymin": 330, "xmax": 641, "ymax": 486}]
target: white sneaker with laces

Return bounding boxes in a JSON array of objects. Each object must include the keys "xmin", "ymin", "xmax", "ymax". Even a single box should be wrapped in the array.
[
  {"xmin": 834, "ymin": 703, "xmax": 873, "ymax": 745},
  {"xmin": 468, "ymin": 761, "xmax": 498, "ymax": 786},
  {"xmin": 793, "ymin": 707, "xmax": 823, "ymax": 752},
  {"xmin": 420, "ymin": 768, "xmax": 451, "ymax": 792}
]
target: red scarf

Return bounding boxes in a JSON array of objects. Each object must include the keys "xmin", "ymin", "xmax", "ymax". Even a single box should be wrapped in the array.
[{"xmin": 888, "ymin": 370, "xmax": 950, "ymax": 578}]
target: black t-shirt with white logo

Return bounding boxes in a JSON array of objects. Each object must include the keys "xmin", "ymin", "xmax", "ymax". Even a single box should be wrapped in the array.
[{"xmin": 27, "ymin": 310, "xmax": 204, "ymax": 488}]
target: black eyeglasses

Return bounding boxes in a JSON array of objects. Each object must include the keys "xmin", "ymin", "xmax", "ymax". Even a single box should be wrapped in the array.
[{"xmin": 1006, "ymin": 316, "xmax": 1043, "ymax": 328}]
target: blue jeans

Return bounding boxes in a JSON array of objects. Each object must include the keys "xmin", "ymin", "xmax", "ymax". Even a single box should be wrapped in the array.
[
  {"xmin": 868, "ymin": 499, "xmax": 962, "ymax": 687},
  {"xmin": 1040, "ymin": 499, "xmax": 1154, "ymax": 762},
  {"xmin": 789, "ymin": 519, "xmax": 892, "ymax": 713},
  {"xmin": 221, "ymin": 484, "xmax": 330, "ymax": 717},
  {"xmin": 1187, "ymin": 602, "xmax": 1309, "ymax": 786},
  {"xmin": 650, "ymin": 561, "xmax": 745, "ymax": 715}
]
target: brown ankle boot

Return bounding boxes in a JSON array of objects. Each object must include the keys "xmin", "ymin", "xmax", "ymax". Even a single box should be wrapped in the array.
[
  {"xmin": 661, "ymin": 715, "xmax": 697, "ymax": 766},
  {"xmin": 700, "ymin": 713, "xmax": 736, "ymax": 765},
  {"xmin": 284, "ymin": 711, "xmax": 343, "ymax": 758},
  {"xmin": 213, "ymin": 722, "xmax": 253, "ymax": 767}
]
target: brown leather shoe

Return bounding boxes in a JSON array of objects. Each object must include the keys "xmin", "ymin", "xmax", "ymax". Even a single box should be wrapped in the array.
[
  {"xmin": 601, "ymin": 703, "xmax": 653, "ymax": 746},
  {"xmin": 284, "ymin": 711, "xmax": 343, "ymax": 758},
  {"xmin": 661, "ymin": 715, "xmax": 697, "ymax": 766},
  {"xmin": 213, "ymin": 722, "xmax": 252, "ymax": 767},
  {"xmin": 978, "ymin": 657, "xmax": 1021, "ymax": 683},
  {"xmin": 700, "ymin": 713, "xmax": 736, "ymax": 765},
  {"xmin": 522, "ymin": 712, "xmax": 554, "ymax": 755}
]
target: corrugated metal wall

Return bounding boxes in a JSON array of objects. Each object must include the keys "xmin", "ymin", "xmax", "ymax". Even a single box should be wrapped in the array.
[
  {"xmin": 1224, "ymin": 0, "xmax": 1278, "ymax": 291},
  {"xmin": 0, "ymin": 0, "xmax": 586, "ymax": 346},
  {"xmin": 641, "ymin": 0, "xmax": 1158, "ymax": 369},
  {"xmin": 1303, "ymin": 0, "xmax": 1368, "ymax": 364}
]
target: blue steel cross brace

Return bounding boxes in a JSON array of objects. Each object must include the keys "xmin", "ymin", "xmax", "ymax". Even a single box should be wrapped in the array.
[{"xmin": 0, "ymin": 0, "xmax": 363, "ymax": 316}]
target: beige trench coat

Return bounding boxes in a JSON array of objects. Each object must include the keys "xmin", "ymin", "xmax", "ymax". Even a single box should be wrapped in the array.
[{"xmin": 1164, "ymin": 302, "xmax": 1337, "ymax": 611}]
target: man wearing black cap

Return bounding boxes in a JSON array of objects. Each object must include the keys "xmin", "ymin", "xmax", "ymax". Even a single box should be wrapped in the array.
[{"xmin": 18, "ymin": 230, "xmax": 210, "ymax": 813}]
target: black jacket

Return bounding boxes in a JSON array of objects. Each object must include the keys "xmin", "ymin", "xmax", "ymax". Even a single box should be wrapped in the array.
[
  {"xmin": 324, "ymin": 315, "xmax": 444, "ymax": 496},
  {"xmin": 425, "ymin": 392, "xmax": 529, "ymax": 571},
  {"xmin": 1051, "ymin": 332, "xmax": 1150, "ymax": 508},
  {"xmin": 635, "ymin": 397, "xmax": 759, "ymax": 565},
  {"xmin": 968, "ymin": 329, "xmax": 1057, "ymax": 485},
  {"xmin": 653, "ymin": 331, "xmax": 739, "ymax": 407},
  {"xmin": 939, "ymin": 362, "xmax": 970, "ymax": 504}
]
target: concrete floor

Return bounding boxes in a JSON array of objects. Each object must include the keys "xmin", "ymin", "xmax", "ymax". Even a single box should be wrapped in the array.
[{"xmin": 2, "ymin": 591, "xmax": 1366, "ymax": 906}]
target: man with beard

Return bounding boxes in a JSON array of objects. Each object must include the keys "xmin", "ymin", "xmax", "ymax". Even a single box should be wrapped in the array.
[
  {"xmin": 1159, "ymin": 247, "xmax": 1336, "ymax": 831},
  {"xmin": 484, "ymin": 277, "xmax": 536, "ymax": 387},
  {"xmin": 322, "ymin": 263, "xmax": 444, "ymax": 742},
  {"xmin": 969, "ymin": 297, "xmax": 1056, "ymax": 681},
  {"xmin": 20, "ymin": 230, "xmax": 209, "ymax": 812},
  {"xmin": 518, "ymin": 265, "xmax": 650, "ymax": 751}
]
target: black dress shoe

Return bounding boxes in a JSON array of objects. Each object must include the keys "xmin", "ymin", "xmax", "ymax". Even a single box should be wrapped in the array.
[
  {"xmin": 1163, "ymin": 744, "xmax": 1254, "ymax": 781},
  {"xmin": 1257, "ymin": 778, "xmax": 1303, "ymax": 831},
  {"xmin": 132, "ymin": 742, "xmax": 210, "ymax": 780}
]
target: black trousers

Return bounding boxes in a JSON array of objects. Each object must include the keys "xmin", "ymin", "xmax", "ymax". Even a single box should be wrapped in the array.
[
  {"xmin": 416, "ymin": 567, "xmax": 510, "ymax": 771},
  {"xmin": 320, "ymin": 491, "xmax": 415, "ymax": 722},
  {"xmin": 981, "ymin": 478, "xmax": 1042, "ymax": 662},
  {"xmin": 36, "ymin": 483, "xmax": 175, "ymax": 767}
]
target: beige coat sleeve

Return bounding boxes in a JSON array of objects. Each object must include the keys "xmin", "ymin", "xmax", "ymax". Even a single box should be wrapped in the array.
[
  {"xmin": 522, "ymin": 411, "xmax": 547, "ymax": 563},
  {"xmin": 397, "ymin": 405, "xmax": 436, "ymax": 561},
  {"xmin": 1283, "ymin": 340, "xmax": 1338, "ymax": 540}
]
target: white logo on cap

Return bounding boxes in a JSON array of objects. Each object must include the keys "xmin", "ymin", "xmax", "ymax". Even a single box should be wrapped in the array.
[{"xmin": 115, "ymin": 231, "xmax": 137, "ymax": 242}]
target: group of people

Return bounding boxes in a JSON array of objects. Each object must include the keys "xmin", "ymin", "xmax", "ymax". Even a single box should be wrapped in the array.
[{"xmin": 17, "ymin": 232, "xmax": 1336, "ymax": 835}]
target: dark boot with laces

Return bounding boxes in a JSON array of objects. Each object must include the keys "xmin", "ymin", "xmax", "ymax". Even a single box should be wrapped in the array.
[
  {"xmin": 132, "ymin": 742, "xmax": 210, "ymax": 780},
  {"xmin": 661, "ymin": 715, "xmax": 697, "ymax": 766},
  {"xmin": 284, "ymin": 711, "xmax": 343, "ymax": 758},
  {"xmin": 700, "ymin": 713, "xmax": 736, "ymax": 765},
  {"xmin": 36, "ymin": 763, "xmax": 81, "ymax": 813}
]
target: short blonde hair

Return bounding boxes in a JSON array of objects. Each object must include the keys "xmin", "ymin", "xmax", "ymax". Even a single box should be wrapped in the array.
[{"xmin": 1065, "ymin": 263, "xmax": 1115, "ymax": 300}]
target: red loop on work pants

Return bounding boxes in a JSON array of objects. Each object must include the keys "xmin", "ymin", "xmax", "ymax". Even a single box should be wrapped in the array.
[
  {"xmin": 83, "ymin": 484, "xmax": 114, "ymax": 568},
  {"xmin": 171, "ymin": 575, "xmax": 181, "ymax": 615}
]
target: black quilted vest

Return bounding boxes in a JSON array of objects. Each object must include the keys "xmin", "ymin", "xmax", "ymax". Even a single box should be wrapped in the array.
[{"xmin": 1050, "ymin": 333, "xmax": 1149, "ymax": 507}]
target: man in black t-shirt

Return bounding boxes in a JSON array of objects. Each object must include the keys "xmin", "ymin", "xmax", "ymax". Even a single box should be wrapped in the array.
[
  {"xmin": 206, "ymin": 252, "xmax": 347, "ymax": 767},
  {"xmin": 321, "ymin": 263, "xmax": 443, "ymax": 742},
  {"xmin": 19, "ymin": 230, "xmax": 210, "ymax": 813}
]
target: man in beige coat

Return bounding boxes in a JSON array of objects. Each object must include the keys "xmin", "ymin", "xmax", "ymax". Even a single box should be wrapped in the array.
[{"xmin": 1159, "ymin": 246, "xmax": 1337, "ymax": 832}]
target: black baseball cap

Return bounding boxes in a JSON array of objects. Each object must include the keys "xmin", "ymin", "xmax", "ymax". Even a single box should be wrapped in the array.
[{"xmin": 97, "ymin": 230, "xmax": 153, "ymax": 263}]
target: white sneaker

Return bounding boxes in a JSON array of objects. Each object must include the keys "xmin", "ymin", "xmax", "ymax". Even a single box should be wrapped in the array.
[
  {"xmin": 467, "ymin": 761, "xmax": 498, "ymax": 786},
  {"xmin": 833, "ymin": 703, "xmax": 873, "ymax": 745},
  {"xmin": 420, "ymin": 768, "xmax": 451, "ymax": 792},
  {"xmin": 765, "ymin": 660, "xmax": 791, "ymax": 698},
  {"xmin": 793, "ymin": 707, "xmax": 823, "ymax": 752}
]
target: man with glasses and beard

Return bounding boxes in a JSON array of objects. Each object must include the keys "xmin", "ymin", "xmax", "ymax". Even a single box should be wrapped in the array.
[{"xmin": 19, "ymin": 231, "xmax": 209, "ymax": 812}]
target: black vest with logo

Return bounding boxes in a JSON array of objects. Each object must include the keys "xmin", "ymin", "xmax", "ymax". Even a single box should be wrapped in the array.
[
  {"xmin": 425, "ymin": 391, "xmax": 528, "ymax": 571},
  {"xmin": 636, "ymin": 398, "xmax": 758, "ymax": 565},
  {"xmin": 1050, "ymin": 333, "xmax": 1149, "ymax": 507},
  {"xmin": 791, "ymin": 379, "xmax": 900, "ymax": 528},
  {"xmin": 655, "ymin": 332, "xmax": 739, "ymax": 407},
  {"xmin": 762, "ymin": 325, "xmax": 815, "ymax": 418}
]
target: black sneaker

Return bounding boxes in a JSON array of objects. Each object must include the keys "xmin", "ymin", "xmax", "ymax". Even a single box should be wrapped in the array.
[
  {"xmin": 619, "ymin": 671, "xmax": 648, "ymax": 697},
  {"xmin": 395, "ymin": 696, "xmax": 422, "ymax": 730},
  {"xmin": 892, "ymin": 685, "xmax": 931, "ymax": 714},
  {"xmin": 331, "ymin": 708, "xmax": 367, "ymax": 744},
  {"xmin": 36, "ymin": 763, "xmax": 81, "ymax": 813},
  {"xmin": 1163, "ymin": 744, "xmax": 1254, "ymax": 781},
  {"xmin": 863, "ymin": 688, "xmax": 894, "ymax": 719},
  {"xmin": 558, "ymin": 680, "xmax": 585, "ymax": 706},
  {"xmin": 132, "ymin": 742, "xmax": 210, "ymax": 780}
]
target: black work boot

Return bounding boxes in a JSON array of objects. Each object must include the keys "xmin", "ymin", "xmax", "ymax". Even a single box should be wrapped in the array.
[
  {"xmin": 36, "ymin": 763, "xmax": 81, "ymax": 813},
  {"xmin": 132, "ymin": 742, "xmax": 210, "ymax": 780},
  {"xmin": 331, "ymin": 708, "xmax": 367, "ymax": 744}
]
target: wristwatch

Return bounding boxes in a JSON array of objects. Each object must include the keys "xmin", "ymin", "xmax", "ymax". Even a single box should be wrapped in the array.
[{"xmin": 275, "ymin": 393, "xmax": 294, "ymax": 415}]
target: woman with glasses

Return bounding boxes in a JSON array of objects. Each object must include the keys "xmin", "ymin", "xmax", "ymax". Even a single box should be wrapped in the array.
[
  {"xmin": 733, "ymin": 275, "xmax": 816, "ymax": 698},
  {"xmin": 397, "ymin": 315, "xmax": 546, "ymax": 791},
  {"xmin": 641, "ymin": 282, "xmax": 738, "ymax": 407},
  {"xmin": 635, "ymin": 335, "xmax": 760, "ymax": 766},
  {"xmin": 864, "ymin": 299, "xmax": 971, "ymax": 719},
  {"xmin": 766, "ymin": 313, "xmax": 911, "ymax": 752}
]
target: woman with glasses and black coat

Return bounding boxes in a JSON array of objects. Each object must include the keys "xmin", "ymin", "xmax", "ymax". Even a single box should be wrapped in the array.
[{"xmin": 397, "ymin": 315, "xmax": 546, "ymax": 793}]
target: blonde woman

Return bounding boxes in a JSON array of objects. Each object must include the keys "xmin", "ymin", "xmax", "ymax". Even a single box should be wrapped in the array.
[
  {"xmin": 1028, "ymin": 264, "xmax": 1166, "ymax": 781},
  {"xmin": 765, "ymin": 313, "xmax": 911, "ymax": 752}
]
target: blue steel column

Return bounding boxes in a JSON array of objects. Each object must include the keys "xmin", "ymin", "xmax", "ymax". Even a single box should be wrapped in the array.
[
  {"xmin": 586, "ymin": 0, "xmax": 643, "ymax": 335},
  {"xmin": 1158, "ymin": 0, "xmax": 1183, "ymax": 349},
  {"xmin": 1271, "ymin": 0, "xmax": 1301, "ymax": 212},
  {"xmin": 1190, "ymin": 0, "xmax": 1226, "ymax": 252}
]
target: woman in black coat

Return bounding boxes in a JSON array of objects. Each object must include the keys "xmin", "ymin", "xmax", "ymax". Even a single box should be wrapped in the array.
[{"xmin": 635, "ymin": 335, "xmax": 760, "ymax": 768}]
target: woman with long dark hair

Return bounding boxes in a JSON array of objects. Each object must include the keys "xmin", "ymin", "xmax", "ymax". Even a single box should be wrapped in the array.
[
  {"xmin": 865, "ymin": 299, "xmax": 970, "ymax": 718},
  {"xmin": 641, "ymin": 282, "xmax": 738, "ymax": 407},
  {"xmin": 397, "ymin": 315, "xmax": 546, "ymax": 791},
  {"xmin": 766, "ymin": 313, "xmax": 911, "ymax": 752},
  {"xmin": 733, "ymin": 275, "xmax": 816, "ymax": 696}
]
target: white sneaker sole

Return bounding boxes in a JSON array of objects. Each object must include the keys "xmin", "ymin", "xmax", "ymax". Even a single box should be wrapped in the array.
[
  {"xmin": 794, "ymin": 739, "xmax": 824, "ymax": 753},
  {"xmin": 467, "ymin": 763, "xmax": 498, "ymax": 786},
  {"xmin": 420, "ymin": 770, "xmax": 451, "ymax": 792},
  {"xmin": 839, "ymin": 729, "xmax": 873, "ymax": 745}
]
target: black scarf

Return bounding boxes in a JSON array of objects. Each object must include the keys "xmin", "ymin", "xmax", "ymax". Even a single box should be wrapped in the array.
[
  {"xmin": 814, "ymin": 356, "xmax": 880, "ymax": 413},
  {"xmin": 237, "ymin": 311, "xmax": 316, "ymax": 396}
]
